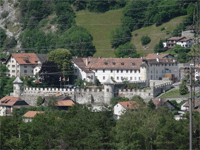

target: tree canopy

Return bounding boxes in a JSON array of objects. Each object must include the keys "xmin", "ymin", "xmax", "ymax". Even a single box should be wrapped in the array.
[{"xmin": 115, "ymin": 43, "xmax": 139, "ymax": 58}]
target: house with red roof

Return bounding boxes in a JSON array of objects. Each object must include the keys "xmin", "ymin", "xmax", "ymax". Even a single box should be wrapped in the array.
[
  {"xmin": 163, "ymin": 36, "xmax": 192, "ymax": 49},
  {"xmin": 5, "ymin": 53, "xmax": 39, "ymax": 77},
  {"xmin": 0, "ymin": 96, "xmax": 29, "ymax": 116},
  {"xmin": 23, "ymin": 111, "xmax": 45, "ymax": 122},
  {"xmin": 113, "ymin": 101, "xmax": 138, "ymax": 119}
]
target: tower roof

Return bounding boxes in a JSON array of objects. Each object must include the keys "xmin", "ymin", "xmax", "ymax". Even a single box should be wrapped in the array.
[{"xmin": 13, "ymin": 77, "xmax": 23, "ymax": 84}]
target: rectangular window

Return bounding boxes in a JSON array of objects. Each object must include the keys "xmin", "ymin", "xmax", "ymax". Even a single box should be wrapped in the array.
[
  {"xmin": 103, "ymin": 76, "xmax": 105, "ymax": 80},
  {"xmin": 103, "ymin": 69, "xmax": 105, "ymax": 73},
  {"xmin": 121, "ymin": 70, "xmax": 123, "ymax": 73},
  {"xmin": 156, "ymin": 70, "xmax": 158, "ymax": 74},
  {"xmin": 117, "ymin": 77, "xmax": 119, "ymax": 80},
  {"xmin": 130, "ymin": 77, "xmax": 132, "ymax": 80},
  {"xmin": 75, "ymin": 69, "xmax": 77, "ymax": 73},
  {"xmin": 12, "ymin": 65, "xmax": 15, "ymax": 68},
  {"xmin": 7, "ymin": 65, "xmax": 10, "ymax": 68},
  {"xmin": 130, "ymin": 70, "xmax": 132, "ymax": 73},
  {"xmin": 117, "ymin": 70, "xmax": 119, "ymax": 73},
  {"xmin": 32, "ymin": 70, "xmax": 33, "ymax": 73},
  {"xmin": 24, "ymin": 70, "xmax": 27, "ymax": 73},
  {"xmin": 126, "ymin": 70, "xmax": 128, "ymax": 73},
  {"xmin": 12, "ymin": 70, "xmax": 15, "ymax": 73},
  {"xmin": 138, "ymin": 70, "xmax": 140, "ymax": 73},
  {"xmin": 24, "ymin": 65, "xmax": 27, "ymax": 68},
  {"xmin": 17, "ymin": 70, "xmax": 19, "ymax": 73},
  {"xmin": 111, "ymin": 70, "xmax": 113, "ymax": 73},
  {"xmin": 17, "ymin": 65, "xmax": 19, "ymax": 68},
  {"xmin": 121, "ymin": 77, "xmax": 123, "ymax": 80},
  {"xmin": 96, "ymin": 69, "xmax": 97, "ymax": 72},
  {"xmin": 135, "ymin": 70, "xmax": 136, "ymax": 73},
  {"xmin": 91, "ymin": 76, "xmax": 93, "ymax": 79}
]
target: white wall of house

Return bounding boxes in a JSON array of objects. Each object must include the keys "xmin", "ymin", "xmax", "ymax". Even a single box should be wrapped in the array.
[
  {"xmin": 176, "ymin": 40, "xmax": 192, "ymax": 48},
  {"xmin": 74, "ymin": 63, "xmax": 87, "ymax": 81},
  {"xmin": 6, "ymin": 57, "xmax": 19, "ymax": 77},
  {"xmin": 113, "ymin": 103, "xmax": 126, "ymax": 119},
  {"xmin": 148, "ymin": 62, "xmax": 179, "ymax": 80},
  {"xmin": 92, "ymin": 69, "xmax": 140, "ymax": 83},
  {"xmin": 0, "ymin": 106, "xmax": 7, "ymax": 116},
  {"xmin": 23, "ymin": 118, "xmax": 32, "ymax": 123},
  {"xmin": 181, "ymin": 101, "xmax": 189, "ymax": 111}
]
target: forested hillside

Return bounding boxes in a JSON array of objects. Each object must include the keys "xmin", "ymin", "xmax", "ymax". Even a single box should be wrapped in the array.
[{"xmin": 0, "ymin": 0, "xmax": 197, "ymax": 57}]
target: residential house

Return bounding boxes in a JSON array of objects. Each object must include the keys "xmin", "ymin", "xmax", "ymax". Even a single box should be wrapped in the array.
[
  {"xmin": 55, "ymin": 99, "xmax": 75, "ymax": 111},
  {"xmin": 152, "ymin": 98, "xmax": 178, "ymax": 110},
  {"xmin": 33, "ymin": 54, "xmax": 48, "ymax": 76},
  {"xmin": 163, "ymin": 37, "xmax": 192, "ymax": 49},
  {"xmin": 5, "ymin": 53, "xmax": 39, "ymax": 77},
  {"xmin": 181, "ymin": 99, "xmax": 199, "ymax": 110},
  {"xmin": 0, "ymin": 96, "xmax": 30, "ymax": 116},
  {"xmin": 23, "ymin": 111, "xmax": 45, "ymax": 122},
  {"xmin": 113, "ymin": 101, "xmax": 138, "ymax": 119}
]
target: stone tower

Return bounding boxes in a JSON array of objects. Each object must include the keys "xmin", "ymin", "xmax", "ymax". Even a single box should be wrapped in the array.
[
  {"xmin": 13, "ymin": 77, "xmax": 23, "ymax": 97},
  {"xmin": 104, "ymin": 76, "xmax": 114, "ymax": 104}
]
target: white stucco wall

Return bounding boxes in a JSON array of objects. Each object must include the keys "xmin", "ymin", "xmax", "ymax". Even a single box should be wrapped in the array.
[
  {"xmin": 0, "ymin": 106, "xmax": 7, "ymax": 116},
  {"xmin": 113, "ymin": 103, "xmax": 126, "ymax": 119},
  {"xmin": 6, "ymin": 57, "xmax": 19, "ymax": 77},
  {"xmin": 176, "ymin": 40, "xmax": 192, "ymax": 48}
]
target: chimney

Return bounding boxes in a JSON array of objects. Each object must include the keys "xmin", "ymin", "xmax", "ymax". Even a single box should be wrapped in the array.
[
  {"xmin": 86, "ymin": 58, "xmax": 88, "ymax": 66},
  {"xmin": 157, "ymin": 53, "xmax": 159, "ymax": 56},
  {"xmin": 98, "ymin": 56, "xmax": 101, "ymax": 59},
  {"xmin": 159, "ymin": 98, "xmax": 162, "ymax": 102},
  {"xmin": 129, "ymin": 55, "xmax": 131, "ymax": 59},
  {"xmin": 156, "ymin": 57, "xmax": 159, "ymax": 62}
]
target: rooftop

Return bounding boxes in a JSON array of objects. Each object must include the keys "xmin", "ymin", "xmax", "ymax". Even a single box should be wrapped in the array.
[
  {"xmin": 118, "ymin": 101, "xmax": 138, "ymax": 109},
  {"xmin": 23, "ymin": 111, "xmax": 45, "ymax": 118},
  {"xmin": 10, "ymin": 53, "xmax": 39, "ymax": 65},
  {"xmin": 0, "ymin": 96, "xmax": 29, "ymax": 106}
]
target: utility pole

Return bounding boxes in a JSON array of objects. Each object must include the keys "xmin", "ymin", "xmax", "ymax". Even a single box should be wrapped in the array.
[{"xmin": 189, "ymin": 65, "xmax": 193, "ymax": 150}]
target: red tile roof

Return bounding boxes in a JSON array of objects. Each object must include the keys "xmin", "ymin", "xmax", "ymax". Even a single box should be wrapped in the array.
[
  {"xmin": 145, "ymin": 53, "xmax": 170, "ymax": 60},
  {"xmin": 82, "ymin": 57, "xmax": 142, "ymax": 70},
  {"xmin": 118, "ymin": 101, "xmax": 138, "ymax": 109},
  {"xmin": 23, "ymin": 111, "xmax": 45, "ymax": 118},
  {"xmin": 152, "ymin": 99, "xmax": 170, "ymax": 109},
  {"xmin": 184, "ymin": 99, "xmax": 199, "ymax": 108},
  {"xmin": 167, "ymin": 37, "xmax": 185, "ymax": 41},
  {"xmin": 12, "ymin": 53, "xmax": 39, "ymax": 65},
  {"xmin": 55, "ymin": 100, "xmax": 75, "ymax": 106},
  {"xmin": 0, "ymin": 96, "xmax": 29, "ymax": 106}
]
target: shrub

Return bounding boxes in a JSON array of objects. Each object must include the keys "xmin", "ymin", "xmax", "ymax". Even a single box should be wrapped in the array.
[
  {"xmin": 134, "ymin": 33, "xmax": 138, "ymax": 37},
  {"xmin": 14, "ymin": 3, "xmax": 19, "ymax": 8},
  {"xmin": 161, "ymin": 27, "xmax": 165, "ymax": 31},
  {"xmin": 37, "ymin": 96, "xmax": 45, "ymax": 106},
  {"xmin": 3, "ymin": 37, "xmax": 17, "ymax": 50},
  {"xmin": 179, "ymin": 82, "xmax": 188, "ymax": 95},
  {"xmin": 166, "ymin": 31, "xmax": 170, "ymax": 35},
  {"xmin": 1, "ymin": 11, "xmax": 9, "ymax": 18},
  {"xmin": 141, "ymin": 35, "xmax": 151, "ymax": 45},
  {"xmin": 95, "ymin": 78, "xmax": 100, "ymax": 86},
  {"xmin": 38, "ymin": 19, "xmax": 48, "ymax": 28},
  {"xmin": 50, "ymin": 17, "xmax": 57, "ymax": 24}
]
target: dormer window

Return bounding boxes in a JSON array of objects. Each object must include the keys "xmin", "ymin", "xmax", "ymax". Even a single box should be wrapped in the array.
[
  {"xmin": 104, "ymin": 62, "xmax": 108, "ymax": 65},
  {"xmin": 132, "ymin": 63, "xmax": 135, "ymax": 66},
  {"xmin": 113, "ymin": 62, "xmax": 116, "ymax": 65},
  {"xmin": 121, "ymin": 62, "xmax": 124, "ymax": 65}
]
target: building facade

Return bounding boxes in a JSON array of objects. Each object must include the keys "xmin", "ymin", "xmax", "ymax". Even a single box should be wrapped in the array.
[{"xmin": 163, "ymin": 37, "xmax": 192, "ymax": 49}]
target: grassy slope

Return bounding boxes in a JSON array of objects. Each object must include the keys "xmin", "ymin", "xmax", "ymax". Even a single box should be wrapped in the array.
[
  {"xmin": 75, "ymin": 9, "xmax": 122, "ymax": 57},
  {"xmin": 75, "ymin": 10, "xmax": 186, "ymax": 57}
]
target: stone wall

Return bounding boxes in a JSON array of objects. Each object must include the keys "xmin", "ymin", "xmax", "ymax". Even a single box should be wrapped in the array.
[
  {"xmin": 20, "ymin": 80, "xmax": 172, "ymax": 106},
  {"xmin": 149, "ymin": 79, "xmax": 170, "ymax": 87}
]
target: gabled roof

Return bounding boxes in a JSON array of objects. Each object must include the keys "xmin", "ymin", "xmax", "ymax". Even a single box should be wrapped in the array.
[
  {"xmin": 117, "ymin": 101, "xmax": 138, "ymax": 109},
  {"xmin": 0, "ymin": 96, "xmax": 29, "ymax": 106},
  {"xmin": 152, "ymin": 99, "xmax": 177, "ymax": 109},
  {"xmin": 35, "ymin": 54, "xmax": 48, "ymax": 63},
  {"xmin": 23, "ymin": 111, "xmax": 45, "ymax": 118},
  {"xmin": 167, "ymin": 37, "xmax": 185, "ymax": 41},
  {"xmin": 8, "ymin": 53, "xmax": 39, "ymax": 65},
  {"xmin": 145, "ymin": 53, "xmax": 170, "ymax": 60},
  {"xmin": 180, "ymin": 38, "xmax": 192, "ymax": 42},
  {"xmin": 82, "ymin": 57, "xmax": 142, "ymax": 70},
  {"xmin": 73, "ymin": 57, "xmax": 94, "ymax": 73},
  {"xmin": 183, "ymin": 99, "xmax": 199, "ymax": 108},
  {"xmin": 55, "ymin": 100, "xmax": 75, "ymax": 107}
]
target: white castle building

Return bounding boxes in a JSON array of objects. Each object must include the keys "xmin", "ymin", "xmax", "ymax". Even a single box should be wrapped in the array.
[{"xmin": 73, "ymin": 53, "xmax": 180, "ymax": 83}]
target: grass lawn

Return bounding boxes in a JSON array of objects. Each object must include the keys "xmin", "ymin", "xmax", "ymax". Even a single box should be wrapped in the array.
[
  {"xmin": 75, "ymin": 8, "xmax": 186, "ymax": 58},
  {"xmin": 75, "ymin": 9, "xmax": 123, "ymax": 57},
  {"xmin": 159, "ymin": 89, "xmax": 190, "ymax": 98}
]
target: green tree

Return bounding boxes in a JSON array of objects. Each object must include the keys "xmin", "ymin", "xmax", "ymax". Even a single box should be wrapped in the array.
[
  {"xmin": 115, "ymin": 43, "xmax": 139, "ymax": 58},
  {"xmin": 37, "ymin": 96, "xmax": 45, "ymax": 106},
  {"xmin": 47, "ymin": 48, "xmax": 73, "ymax": 74},
  {"xmin": 87, "ymin": 0, "xmax": 109, "ymax": 12},
  {"xmin": 0, "ymin": 27, "xmax": 6, "ymax": 48},
  {"xmin": 94, "ymin": 78, "xmax": 100, "ymax": 86},
  {"xmin": 109, "ymin": 26, "xmax": 132, "ymax": 49},
  {"xmin": 179, "ymin": 82, "xmax": 189, "ymax": 95},
  {"xmin": 56, "ymin": 26, "xmax": 96, "ymax": 57},
  {"xmin": 141, "ymin": 35, "xmax": 151, "ymax": 45},
  {"xmin": 55, "ymin": 2, "xmax": 76, "ymax": 31},
  {"xmin": 3, "ymin": 37, "xmax": 17, "ymax": 50},
  {"xmin": 74, "ymin": 78, "xmax": 84, "ymax": 88},
  {"xmin": 154, "ymin": 39, "xmax": 164, "ymax": 53},
  {"xmin": 110, "ymin": 96, "xmax": 129, "ymax": 106},
  {"xmin": 147, "ymin": 99, "xmax": 156, "ymax": 109}
]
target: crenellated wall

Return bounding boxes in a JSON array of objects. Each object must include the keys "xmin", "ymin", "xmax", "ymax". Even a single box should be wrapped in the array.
[{"xmin": 19, "ymin": 81, "xmax": 172, "ymax": 106}]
